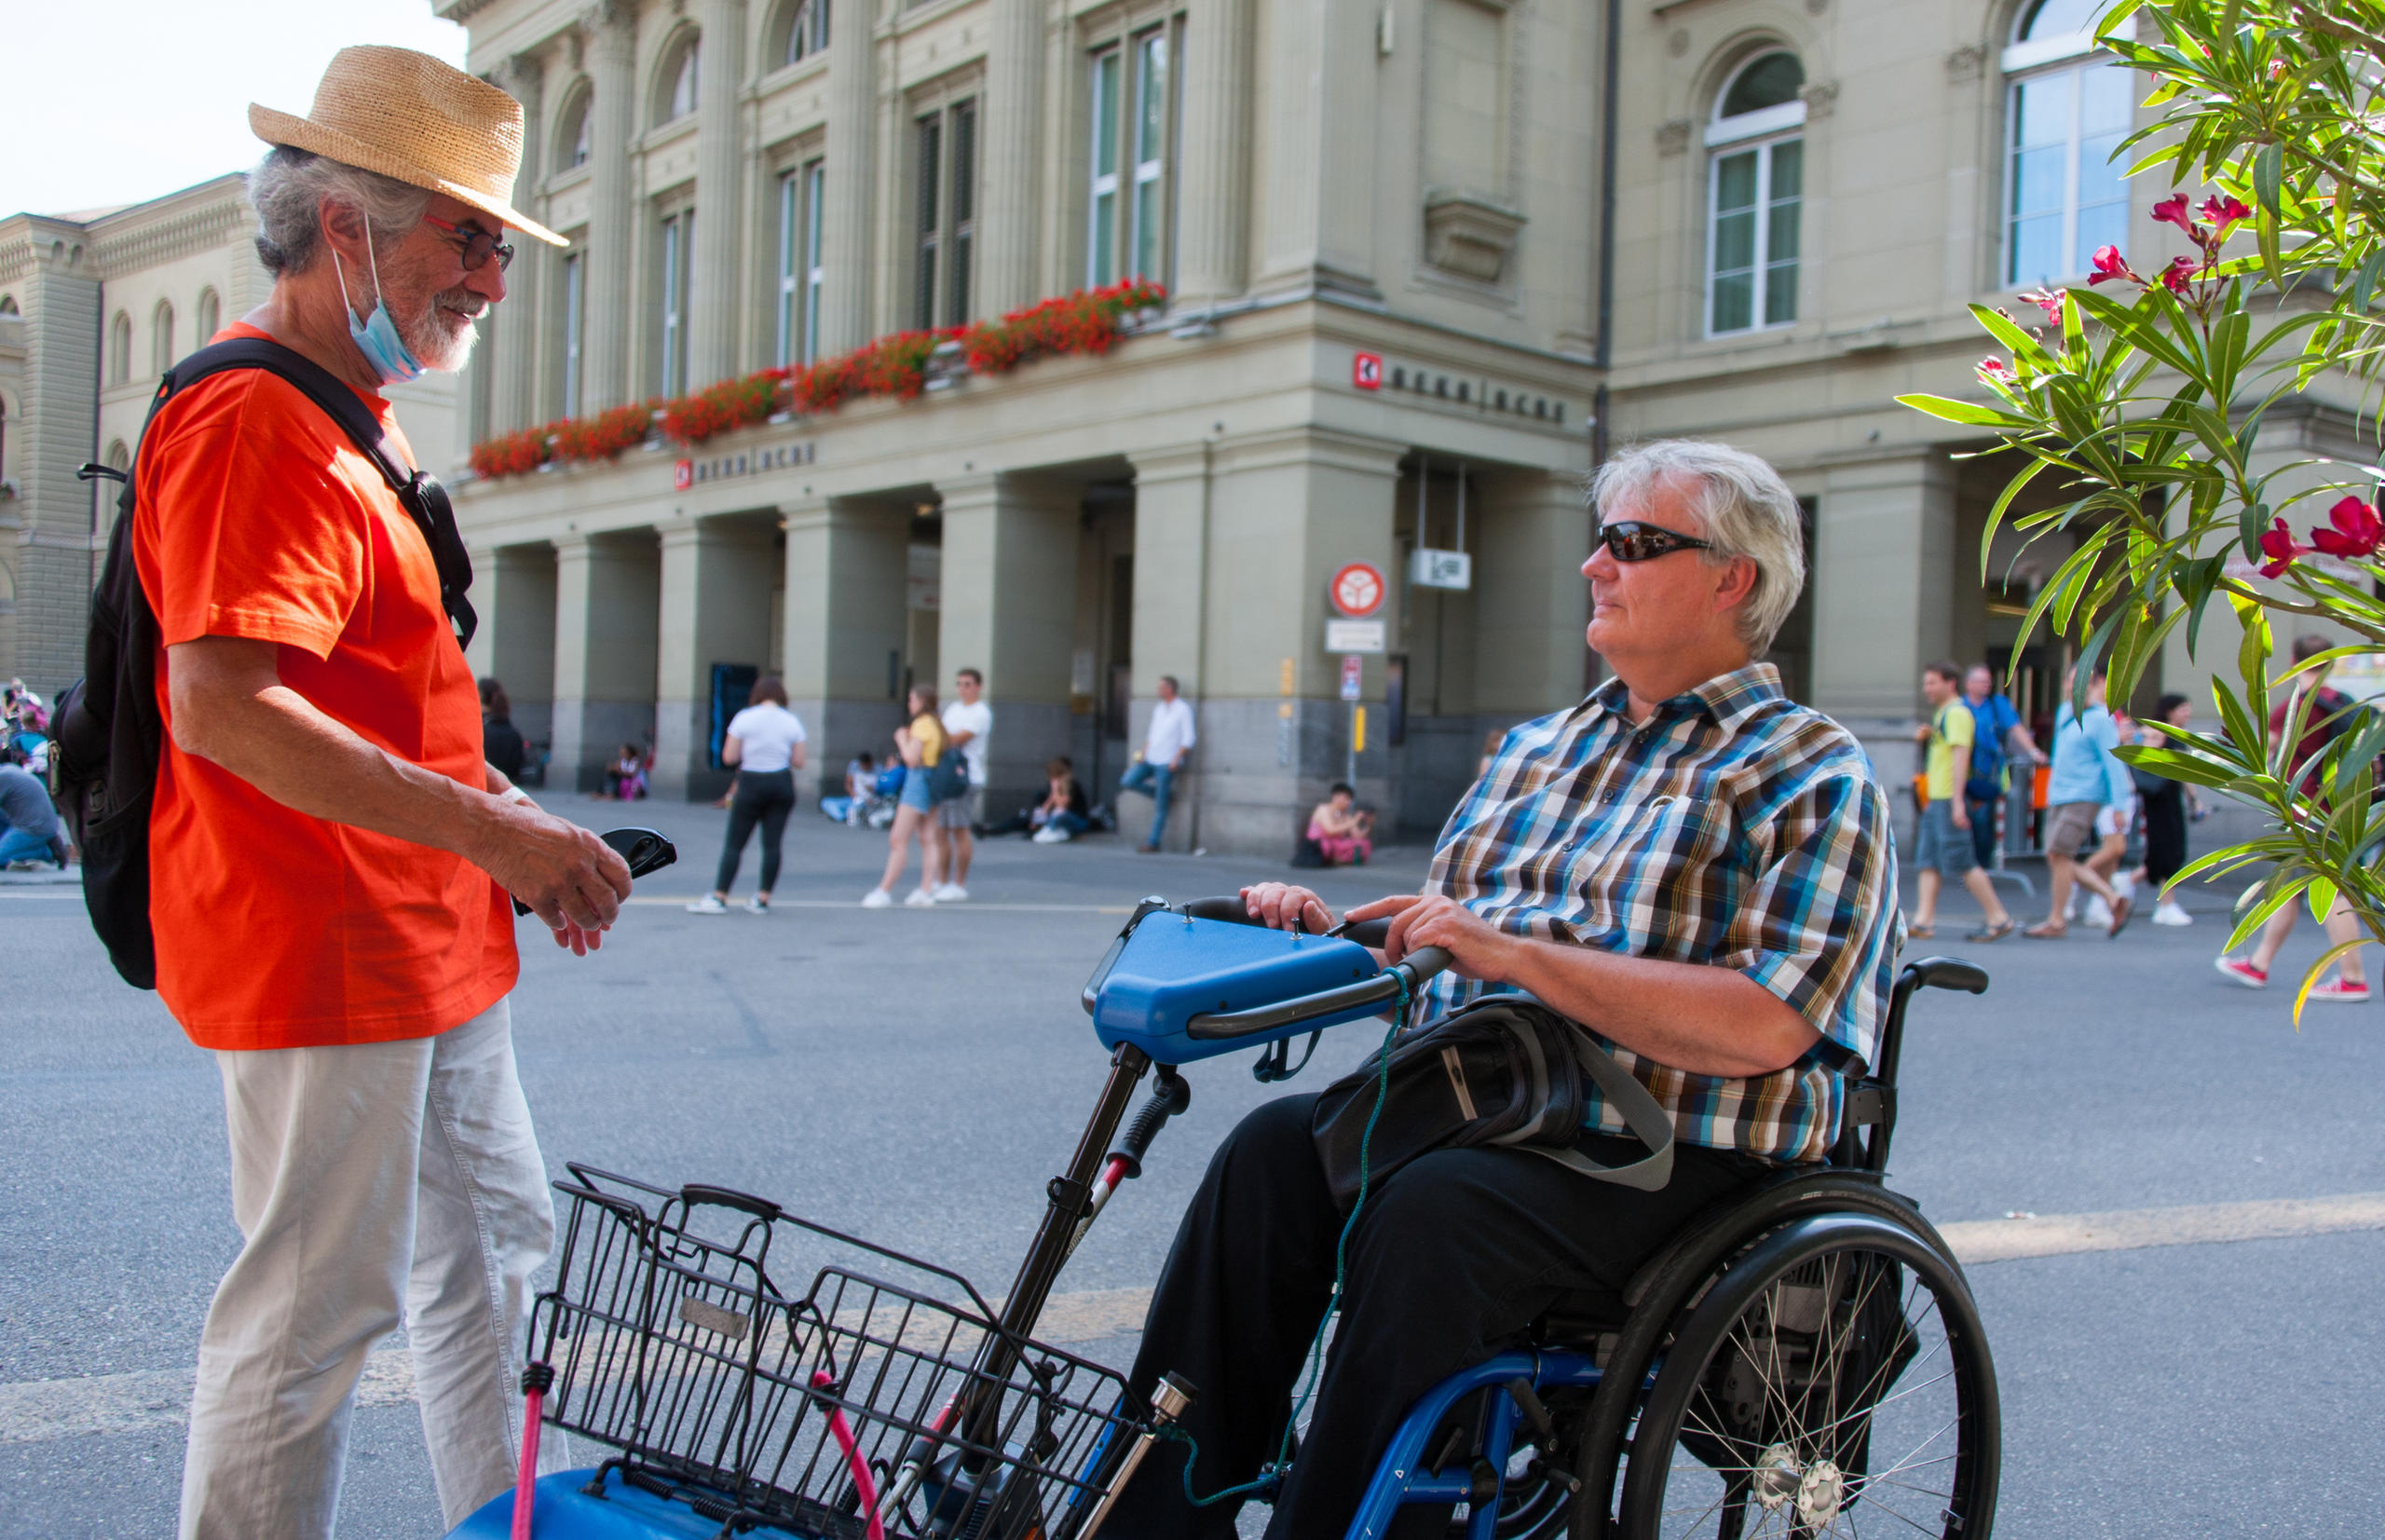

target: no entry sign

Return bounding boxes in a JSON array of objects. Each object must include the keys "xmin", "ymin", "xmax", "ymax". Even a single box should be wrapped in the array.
[{"xmin": 1329, "ymin": 561, "xmax": 1386, "ymax": 619}]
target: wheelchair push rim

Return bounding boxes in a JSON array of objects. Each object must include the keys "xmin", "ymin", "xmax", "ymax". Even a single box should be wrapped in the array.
[{"xmin": 1617, "ymin": 1213, "xmax": 1999, "ymax": 1540}]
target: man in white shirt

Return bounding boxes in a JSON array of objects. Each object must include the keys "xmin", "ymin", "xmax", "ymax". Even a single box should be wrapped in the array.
[
  {"xmin": 1119, "ymin": 675, "xmax": 1195, "ymax": 852},
  {"xmin": 935, "ymin": 667, "xmax": 993, "ymax": 900}
]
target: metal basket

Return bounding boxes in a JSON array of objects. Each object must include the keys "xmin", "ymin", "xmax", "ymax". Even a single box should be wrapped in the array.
[{"xmin": 532, "ymin": 1164, "xmax": 1138, "ymax": 1539}]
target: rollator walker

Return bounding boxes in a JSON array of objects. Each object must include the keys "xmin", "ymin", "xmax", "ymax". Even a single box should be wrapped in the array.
[{"xmin": 453, "ymin": 896, "xmax": 1999, "ymax": 1540}]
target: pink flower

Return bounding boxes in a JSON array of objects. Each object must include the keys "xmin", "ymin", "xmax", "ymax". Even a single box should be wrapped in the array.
[
  {"xmin": 2160, "ymin": 254, "xmax": 2201, "ymax": 293},
  {"xmin": 2087, "ymin": 245, "xmax": 2135, "ymax": 285},
  {"xmin": 1977, "ymin": 355, "xmax": 2010, "ymax": 381},
  {"xmin": 2310, "ymin": 495, "xmax": 2385, "ymax": 559},
  {"xmin": 2260, "ymin": 516, "xmax": 2309, "ymax": 579},
  {"xmin": 2198, "ymin": 195, "xmax": 2253, "ymax": 233},
  {"xmin": 2152, "ymin": 194, "xmax": 2195, "ymax": 233},
  {"xmin": 2019, "ymin": 286, "xmax": 2068, "ymax": 323}
]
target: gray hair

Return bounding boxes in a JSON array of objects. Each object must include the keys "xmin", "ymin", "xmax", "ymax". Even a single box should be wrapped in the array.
[
  {"xmin": 1590, "ymin": 439, "xmax": 1807, "ymax": 653},
  {"xmin": 247, "ymin": 145, "xmax": 432, "ymax": 276}
]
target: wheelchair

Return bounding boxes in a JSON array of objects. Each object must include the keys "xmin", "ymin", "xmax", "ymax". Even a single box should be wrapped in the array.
[{"xmin": 451, "ymin": 896, "xmax": 1997, "ymax": 1540}]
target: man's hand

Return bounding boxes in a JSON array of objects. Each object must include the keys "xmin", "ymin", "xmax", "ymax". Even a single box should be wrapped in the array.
[
  {"xmin": 1348, "ymin": 893, "xmax": 1520, "ymax": 982},
  {"xmin": 1239, "ymin": 881, "xmax": 1335, "ymax": 934},
  {"xmin": 470, "ymin": 799, "xmax": 633, "ymax": 934},
  {"xmin": 1911, "ymin": 723, "xmax": 1932, "ymax": 743},
  {"xmin": 1951, "ymin": 805, "xmax": 1970, "ymax": 830}
]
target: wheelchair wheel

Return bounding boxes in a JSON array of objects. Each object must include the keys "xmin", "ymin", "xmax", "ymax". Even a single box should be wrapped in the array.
[{"xmin": 1615, "ymin": 1213, "xmax": 1997, "ymax": 1539}]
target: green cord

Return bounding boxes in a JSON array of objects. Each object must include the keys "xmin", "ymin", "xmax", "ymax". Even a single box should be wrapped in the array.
[{"xmin": 1168, "ymin": 971, "xmax": 1415, "ymax": 1509}]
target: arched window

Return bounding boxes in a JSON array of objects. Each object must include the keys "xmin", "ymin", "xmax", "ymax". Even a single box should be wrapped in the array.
[
  {"xmin": 659, "ymin": 35, "xmax": 700, "ymax": 126},
  {"xmin": 151, "ymin": 300, "xmax": 176, "ymax": 372},
  {"xmin": 195, "ymin": 288, "xmax": 220, "ymax": 344},
  {"xmin": 105, "ymin": 439, "xmax": 130, "ymax": 474},
  {"xmin": 2004, "ymin": 0, "xmax": 2129, "ymax": 284},
  {"xmin": 777, "ymin": 0, "xmax": 829, "ymax": 67},
  {"xmin": 556, "ymin": 84, "xmax": 593, "ymax": 172},
  {"xmin": 1706, "ymin": 50, "xmax": 1806, "ymax": 336},
  {"xmin": 0, "ymin": 294, "xmax": 18, "ymax": 316},
  {"xmin": 109, "ymin": 312, "xmax": 132, "ymax": 386}
]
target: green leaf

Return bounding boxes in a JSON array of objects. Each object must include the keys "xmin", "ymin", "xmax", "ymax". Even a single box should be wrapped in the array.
[
  {"xmin": 2238, "ymin": 499, "xmax": 2269, "ymax": 563},
  {"xmin": 1893, "ymin": 393, "xmax": 2034, "ymax": 429}
]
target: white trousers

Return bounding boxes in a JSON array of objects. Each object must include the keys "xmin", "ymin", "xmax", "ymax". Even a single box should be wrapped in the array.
[{"xmin": 179, "ymin": 999, "xmax": 554, "ymax": 1539}]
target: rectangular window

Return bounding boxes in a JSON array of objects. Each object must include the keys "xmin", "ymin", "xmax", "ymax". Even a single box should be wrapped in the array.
[
  {"xmin": 1707, "ymin": 136, "xmax": 1799, "ymax": 334},
  {"xmin": 912, "ymin": 100, "xmax": 977, "ymax": 329},
  {"xmin": 776, "ymin": 160, "xmax": 826, "ymax": 365},
  {"xmin": 560, "ymin": 252, "xmax": 584, "ymax": 416},
  {"xmin": 660, "ymin": 210, "xmax": 694, "ymax": 394},
  {"xmin": 1087, "ymin": 27, "xmax": 1178, "ymax": 288},
  {"xmin": 803, "ymin": 161, "xmax": 825, "ymax": 360},
  {"xmin": 2006, "ymin": 61, "xmax": 2133, "ymax": 285}
]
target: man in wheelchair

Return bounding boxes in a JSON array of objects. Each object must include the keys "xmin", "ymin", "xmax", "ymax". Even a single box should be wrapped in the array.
[{"xmin": 1109, "ymin": 440, "xmax": 1901, "ymax": 1538}]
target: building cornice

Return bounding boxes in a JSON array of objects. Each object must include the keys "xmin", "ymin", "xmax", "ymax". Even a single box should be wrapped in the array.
[{"xmin": 91, "ymin": 198, "xmax": 249, "ymax": 279}]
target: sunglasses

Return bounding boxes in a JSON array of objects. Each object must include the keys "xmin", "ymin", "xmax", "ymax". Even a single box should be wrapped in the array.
[
  {"xmin": 421, "ymin": 213, "xmax": 515, "ymax": 273},
  {"xmin": 1596, "ymin": 520, "xmax": 1715, "ymax": 563}
]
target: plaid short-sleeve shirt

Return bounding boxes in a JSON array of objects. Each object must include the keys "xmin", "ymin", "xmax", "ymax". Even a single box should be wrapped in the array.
[{"xmin": 1420, "ymin": 662, "xmax": 1900, "ymax": 1164}]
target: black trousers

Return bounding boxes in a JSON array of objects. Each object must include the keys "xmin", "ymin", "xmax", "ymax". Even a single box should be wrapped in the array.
[
  {"xmin": 2142, "ymin": 784, "xmax": 2187, "ymax": 886},
  {"xmin": 1111, "ymin": 1092, "xmax": 1771, "ymax": 1539},
  {"xmin": 713, "ymin": 770, "xmax": 795, "ymax": 893}
]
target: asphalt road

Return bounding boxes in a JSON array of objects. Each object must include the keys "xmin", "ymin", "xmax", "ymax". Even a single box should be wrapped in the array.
[{"xmin": 3, "ymin": 795, "xmax": 2382, "ymax": 1537}]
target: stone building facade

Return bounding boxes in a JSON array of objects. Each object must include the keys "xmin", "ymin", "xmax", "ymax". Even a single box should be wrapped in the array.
[
  {"xmin": 0, "ymin": 174, "xmax": 458, "ymax": 695},
  {"xmin": 436, "ymin": 0, "xmax": 2299, "ymax": 853}
]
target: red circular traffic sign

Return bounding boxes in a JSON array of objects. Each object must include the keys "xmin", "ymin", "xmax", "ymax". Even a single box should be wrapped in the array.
[{"xmin": 1329, "ymin": 562, "xmax": 1386, "ymax": 618}]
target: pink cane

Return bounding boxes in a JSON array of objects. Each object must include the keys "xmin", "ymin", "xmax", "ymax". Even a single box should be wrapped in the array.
[
  {"xmin": 814, "ymin": 1370, "xmax": 886, "ymax": 1540},
  {"xmin": 511, "ymin": 1363, "xmax": 554, "ymax": 1540}
]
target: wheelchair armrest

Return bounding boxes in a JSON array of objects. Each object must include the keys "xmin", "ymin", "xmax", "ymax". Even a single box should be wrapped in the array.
[{"xmin": 1901, "ymin": 955, "xmax": 1989, "ymax": 995}]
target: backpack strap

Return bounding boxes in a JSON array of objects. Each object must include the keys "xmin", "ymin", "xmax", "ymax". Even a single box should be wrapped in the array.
[{"xmin": 149, "ymin": 338, "xmax": 478, "ymax": 648}]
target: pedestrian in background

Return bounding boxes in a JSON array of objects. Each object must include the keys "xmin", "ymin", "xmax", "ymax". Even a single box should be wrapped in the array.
[
  {"xmin": 1907, "ymin": 662, "xmax": 2015, "ymax": 941},
  {"xmin": 2134, "ymin": 692, "xmax": 2200, "ymax": 927},
  {"xmin": 143, "ymin": 49, "xmax": 632, "ymax": 1537},
  {"xmin": 1119, "ymin": 674, "xmax": 1195, "ymax": 852},
  {"xmin": 2216, "ymin": 635, "xmax": 2370, "ymax": 998},
  {"xmin": 1029, "ymin": 756, "xmax": 1093, "ymax": 842},
  {"xmin": 863, "ymin": 684, "xmax": 948, "ymax": 908},
  {"xmin": 1962, "ymin": 663, "xmax": 2045, "ymax": 869},
  {"xmin": 1304, "ymin": 782, "xmax": 1376, "ymax": 866},
  {"xmin": 0, "ymin": 759, "xmax": 70, "ymax": 869},
  {"xmin": 2026, "ymin": 666, "xmax": 2133, "ymax": 938},
  {"xmin": 479, "ymin": 677, "xmax": 526, "ymax": 784},
  {"xmin": 688, "ymin": 676, "xmax": 807, "ymax": 915},
  {"xmin": 935, "ymin": 667, "xmax": 991, "ymax": 900}
]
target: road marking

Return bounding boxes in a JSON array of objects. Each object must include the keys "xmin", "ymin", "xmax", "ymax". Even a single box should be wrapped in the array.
[
  {"xmin": 7, "ymin": 1192, "xmax": 2379, "ymax": 1448},
  {"xmin": 622, "ymin": 895, "xmax": 1134, "ymax": 913}
]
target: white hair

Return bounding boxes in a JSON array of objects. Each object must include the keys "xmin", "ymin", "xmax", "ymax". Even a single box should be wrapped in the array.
[
  {"xmin": 1591, "ymin": 439, "xmax": 1807, "ymax": 653},
  {"xmin": 248, "ymin": 145, "xmax": 431, "ymax": 276}
]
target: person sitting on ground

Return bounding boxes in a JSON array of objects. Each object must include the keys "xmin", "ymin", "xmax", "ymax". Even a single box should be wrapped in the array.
[
  {"xmin": 2215, "ymin": 634, "xmax": 2372, "ymax": 998},
  {"xmin": 1905, "ymin": 661, "xmax": 2014, "ymax": 941},
  {"xmin": 843, "ymin": 750, "xmax": 891, "ymax": 826},
  {"xmin": 1029, "ymin": 757, "xmax": 1093, "ymax": 842},
  {"xmin": 0, "ymin": 759, "xmax": 71, "ymax": 869},
  {"xmin": 603, "ymin": 743, "xmax": 647, "ymax": 801},
  {"xmin": 1103, "ymin": 439, "xmax": 1898, "ymax": 1539},
  {"xmin": 1305, "ymin": 782, "xmax": 1376, "ymax": 866}
]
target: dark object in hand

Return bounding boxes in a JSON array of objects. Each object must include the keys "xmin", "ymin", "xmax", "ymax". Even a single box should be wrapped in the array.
[{"xmin": 511, "ymin": 827, "xmax": 676, "ymax": 916}]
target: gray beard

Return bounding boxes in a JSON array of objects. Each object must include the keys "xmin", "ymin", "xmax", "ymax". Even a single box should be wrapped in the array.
[{"xmin": 402, "ymin": 290, "xmax": 484, "ymax": 374}]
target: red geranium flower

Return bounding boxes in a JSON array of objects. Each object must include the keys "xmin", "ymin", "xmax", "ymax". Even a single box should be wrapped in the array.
[
  {"xmin": 2310, "ymin": 495, "xmax": 2385, "ymax": 559},
  {"xmin": 2259, "ymin": 516, "xmax": 2309, "ymax": 579},
  {"xmin": 2087, "ymin": 245, "xmax": 2134, "ymax": 285},
  {"xmin": 2152, "ymin": 194, "xmax": 2195, "ymax": 233}
]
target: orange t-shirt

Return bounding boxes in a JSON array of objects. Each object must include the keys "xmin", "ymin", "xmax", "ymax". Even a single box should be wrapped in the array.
[{"xmin": 133, "ymin": 322, "xmax": 517, "ymax": 1050}]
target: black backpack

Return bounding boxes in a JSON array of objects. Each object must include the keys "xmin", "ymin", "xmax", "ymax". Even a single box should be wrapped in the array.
[{"xmin": 50, "ymin": 337, "xmax": 478, "ymax": 989}]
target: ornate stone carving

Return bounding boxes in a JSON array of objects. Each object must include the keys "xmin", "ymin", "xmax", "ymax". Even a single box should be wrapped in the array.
[
  {"xmin": 1656, "ymin": 118, "xmax": 1694, "ymax": 157},
  {"xmin": 1945, "ymin": 44, "xmax": 1987, "ymax": 82},
  {"xmin": 1799, "ymin": 81, "xmax": 1840, "ymax": 119},
  {"xmin": 1422, "ymin": 190, "xmax": 1527, "ymax": 284}
]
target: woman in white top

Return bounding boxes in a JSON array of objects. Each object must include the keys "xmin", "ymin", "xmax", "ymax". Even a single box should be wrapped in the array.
[{"xmin": 688, "ymin": 677, "xmax": 808, "ymax": 914}]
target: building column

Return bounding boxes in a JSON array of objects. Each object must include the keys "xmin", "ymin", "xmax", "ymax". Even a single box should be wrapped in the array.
[
  {"xmin": 974, "ymin": 0, "xmax": 1046, "ymax": 318},
  {"xmin": 654, "ymin": 515, "xmax": 779, "ymax": 800},
  {"xmin": 1127, "ymin": 429, "xmax": 1404, "ymax": 853},
  {"xmin": 936, "ymin": 472, "xmax": 1076, "ymax": 809},
  {"xmin": 466, "ymin": 542, "xmax": 560, "ymax": 752},
  {"xmin": 550, "ymin": 530, "xmax": 661, "ymax": 792},
  {"xmin": 688, "ymin": 0, "xmax": 746, "ymax": 387},
  {"xmin": 579, "ymin": 2, "xmax": 637, "ymax": 410},
  {"xmin": 1252, "ymin": 0, "xmax": 1379, "ymax": 297},
  {"xmin": 818, "ymin": 0, "xmax": 878, "ymax": 353},
  {"xmin": 1173, "ymin": 0, "xmax": 1254, "ymax": 311},
  {"xmin": 1472, "ymin": 469, "xmax": 1590, "ymax": 719},
  {"xmin": 1810, "ymin": 449, "xmax": 1957, "ymax": 790},
  {"xmin": 12, "ymin": 227, "xmax": 102, "ymax": 698},
  {"xmin": 783, "ymin": 495, "xmax": 909, "ymax": 798},
  {"xmin": 489, "ymin": 53, "xmax": 546, "ymax": 436}
]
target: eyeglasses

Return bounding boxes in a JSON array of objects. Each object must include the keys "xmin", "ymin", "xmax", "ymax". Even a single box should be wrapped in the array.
[
  {"xmin": 1596, "ymin": 520, "xmax": 1715, "ymax": 563},
  {"xmin": 421, "ymin": 213, "xmax": 515, "ymax": 273}
]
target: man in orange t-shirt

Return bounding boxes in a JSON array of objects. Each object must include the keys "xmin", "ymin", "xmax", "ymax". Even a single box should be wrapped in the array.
[{"xmin": 145, "ymin": 51, "xmax": 632, "ymax": 1539}]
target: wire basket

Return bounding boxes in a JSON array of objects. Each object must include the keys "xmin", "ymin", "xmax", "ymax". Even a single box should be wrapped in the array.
[{"xmin": 530, "ymin": 1165, "xmax": 1138, "ymax": 1540}]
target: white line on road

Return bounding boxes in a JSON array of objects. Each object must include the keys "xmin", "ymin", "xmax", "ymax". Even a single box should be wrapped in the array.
[{"xmin": 7, "ymin": 1192, "xmax": 2378, "ymax": 1448}]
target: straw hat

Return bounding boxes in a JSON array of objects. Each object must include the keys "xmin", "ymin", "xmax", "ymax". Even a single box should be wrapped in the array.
[{"xmin": 250, "ymin": 45, "xmax": 566, "ymax": 248}]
